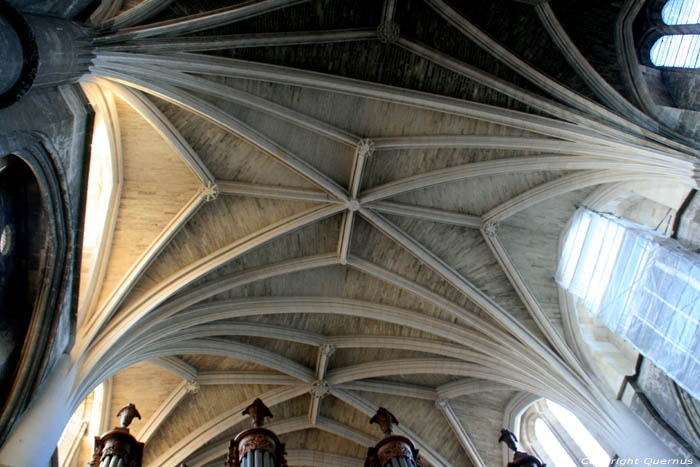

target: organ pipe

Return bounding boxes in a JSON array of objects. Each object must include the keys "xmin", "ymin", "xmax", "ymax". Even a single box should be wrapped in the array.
[
  {"xmin": 364, "ymin": 407, "xmax": 422, "ymax": 467},
  {"xmin": 225, "ymin": 399, "xmax": 287, "ymax": 467},
  {"xmin": 88, "ymin": 404, "xmax": 144, "ymax": 467}
]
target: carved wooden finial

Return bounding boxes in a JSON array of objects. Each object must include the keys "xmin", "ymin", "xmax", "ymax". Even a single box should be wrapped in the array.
[
  {"xmin": 242, "ymin": 398, "xmax": 273, "ymax": 428},
  {"xmin": 499, "ymin": 428, "xmax": 519, "ymax": 452},
  {"xmin": 370, "ymin": 407, "xmax": 399, "ymax": 436},
  {"xmin": 116, "ymin": 403, "xmax": 141, "ymax": 428}
]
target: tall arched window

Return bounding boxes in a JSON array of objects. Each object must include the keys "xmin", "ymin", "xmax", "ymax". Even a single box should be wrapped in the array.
[
  {"xmin": 650, "ymin": 0, "xmax": 700, "ymax": 67},
  {"xmin": 520, "ymin": 400, "xmax": 612, "ymax": 467},
  {"xmin": 76, "ymin": 83, "xmax": 121, "ymax": 326},
  {"xmin": 534, "ymin": 419, "xmax": 577, "ymax": 467},
  {"xmin": 557, "ymin": 207, "xmax": 700, "ymax": 402}
]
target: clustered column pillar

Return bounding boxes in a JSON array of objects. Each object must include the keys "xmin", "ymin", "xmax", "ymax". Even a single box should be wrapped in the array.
[
  {"xmin": 364, "ymin": 408, "xmax": 422, "ymax": 467},
  {"xmin": 0, "ymin": 0, "xmax": 92, "ymax": 109},
  {"xmin": 226, "ymin": 399, "xmax": 288, "ymax": 467}
]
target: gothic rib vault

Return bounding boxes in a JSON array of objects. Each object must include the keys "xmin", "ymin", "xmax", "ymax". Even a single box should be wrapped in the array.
[{"xmin": 3, "ymin": 0, "xmax": 700, "ymax": 466}]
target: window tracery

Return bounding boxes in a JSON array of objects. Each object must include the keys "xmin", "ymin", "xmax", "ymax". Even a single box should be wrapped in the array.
[{"xmin": 648, "ymin": 0, "xmax": 700, "ymax": 67}]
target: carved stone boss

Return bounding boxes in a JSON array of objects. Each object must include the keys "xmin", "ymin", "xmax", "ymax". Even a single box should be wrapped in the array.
[
  {"xmin": 226, "ymin": 399, "xmax": 288, "ymax": 467},
  {"xmin": 88, "ymin": 404, "xmax": 144, "ymax": 467},
  {"xmin": 364, "ymin": 407, "xmax": 423, "ymax": 467}
]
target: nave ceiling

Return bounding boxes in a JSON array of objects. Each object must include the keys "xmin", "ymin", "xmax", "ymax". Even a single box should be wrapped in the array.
[{"xmin": 22, "ymin": 0, "xmax": 700, "ymax": 466}]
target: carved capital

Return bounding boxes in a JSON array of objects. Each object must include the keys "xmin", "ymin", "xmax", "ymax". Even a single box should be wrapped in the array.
[
  {"xmin": 319, "ymin": 343, "xmax": 336, "ymax": 357},
  {"xmin": 377, "ymin": 21, "xmax": 400, "ymax": 43},
  {"xmin": 201, "ymin": 181, "xmax": 219, "ymax": 202},
  {"xmin": 310, "ymin": 380, "xmax": 331, "ymax": 399},
  {"xmin": 185, "ymin": 380, "xmax": 200, "ymax": 394},
  {"xmin": 483, "ymin": 221, "xmax": 498, "ymax": 237},
  {"xmin": 356, "ymin": 138, "xmax": 376, "ymax": 159}
]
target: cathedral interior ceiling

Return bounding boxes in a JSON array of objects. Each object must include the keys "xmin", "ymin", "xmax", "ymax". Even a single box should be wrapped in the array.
[{"xmin": 5, "ymin": 0, "xmax": 700, "ymax": 465}]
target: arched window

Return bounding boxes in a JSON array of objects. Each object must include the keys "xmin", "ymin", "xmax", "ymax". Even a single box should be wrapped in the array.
[
  {"xmin": 546, "ymin": 402, "xmax": 610, "ymax": 467},
  {"xmin": 82, "ymin": 116, "xmax": 113, "ymax": 252},
  {"xmin": 662, "ymin": 0, "xmax": 700, "ymax": 25},
  {"xmin": 520, "ymin": 399, "xmax": 612, "ymax": 467},
  {"xmin": 76, "ymin": 82, "xmax": 121, "ymax": 325},
  {"xmin": 650, "ymin": 34, "xmax": 700, "ymax": 67},
  {"xmin": 557, "ymin": 207, "xmax": 700, "ymax": 401},
  {"xmin": 650, "ymin": 0, "xmax": 700, "ymax": 67},
  {"xmin": 534, "ymin": 418, "xmax": 577, "ymax": 467}
]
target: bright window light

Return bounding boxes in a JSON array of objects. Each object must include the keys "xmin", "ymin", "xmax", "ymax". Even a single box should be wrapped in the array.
[
  {"xmin": 535, "ymin": 418, "xmax": 577, "ymax": 467},
  {"xmin": 556, "ymin": 209, "xmax": 625, "ymax": 310},
  {"xmin": 662, "ymin": 0, "xmax": 700, "ymax": 24},
  {"xmin": 78, "ymin": 111, "xmax": 116, "ymax": 313},
  {"xmin": 83, "ymin": 117, "xmax": 112, "ymax": 250},
  {"xmin": 650, "ymin": 34, "xmax": 700, "ymax": 68},
  {"xmin": 557, "ymin": 208, "xmax": 700, "ymax": 402},
  {"xmin": 546, "ymin": 401, "xmax": 611, "ymax": 467},
  {"xmin": 88, "ymin": 383, "xmax": 105, "ymax": 436}
]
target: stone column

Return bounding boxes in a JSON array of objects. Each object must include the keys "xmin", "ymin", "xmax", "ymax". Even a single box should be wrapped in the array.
[
  {"xmin": 0, "ymin": 2, "xmax": 92, "ymax": 109},
  {"xmin": 0, "ymin": 14, "xmax": 24, "ymax": 96},
  {"xmin": 0, "ymin": 354, "xmax": 79, "ymax": 467}
]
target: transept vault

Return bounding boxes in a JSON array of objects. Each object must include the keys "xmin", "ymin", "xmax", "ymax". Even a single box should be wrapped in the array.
[{"xmin": 0, "ymin": 0, "xmax": 699, "ymax": 466}]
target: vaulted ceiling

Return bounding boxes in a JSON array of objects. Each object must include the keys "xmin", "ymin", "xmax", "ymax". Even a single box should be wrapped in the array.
[{"xmin": 63, "ymin": 0, "xmax": 700, "ymax": 466}]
